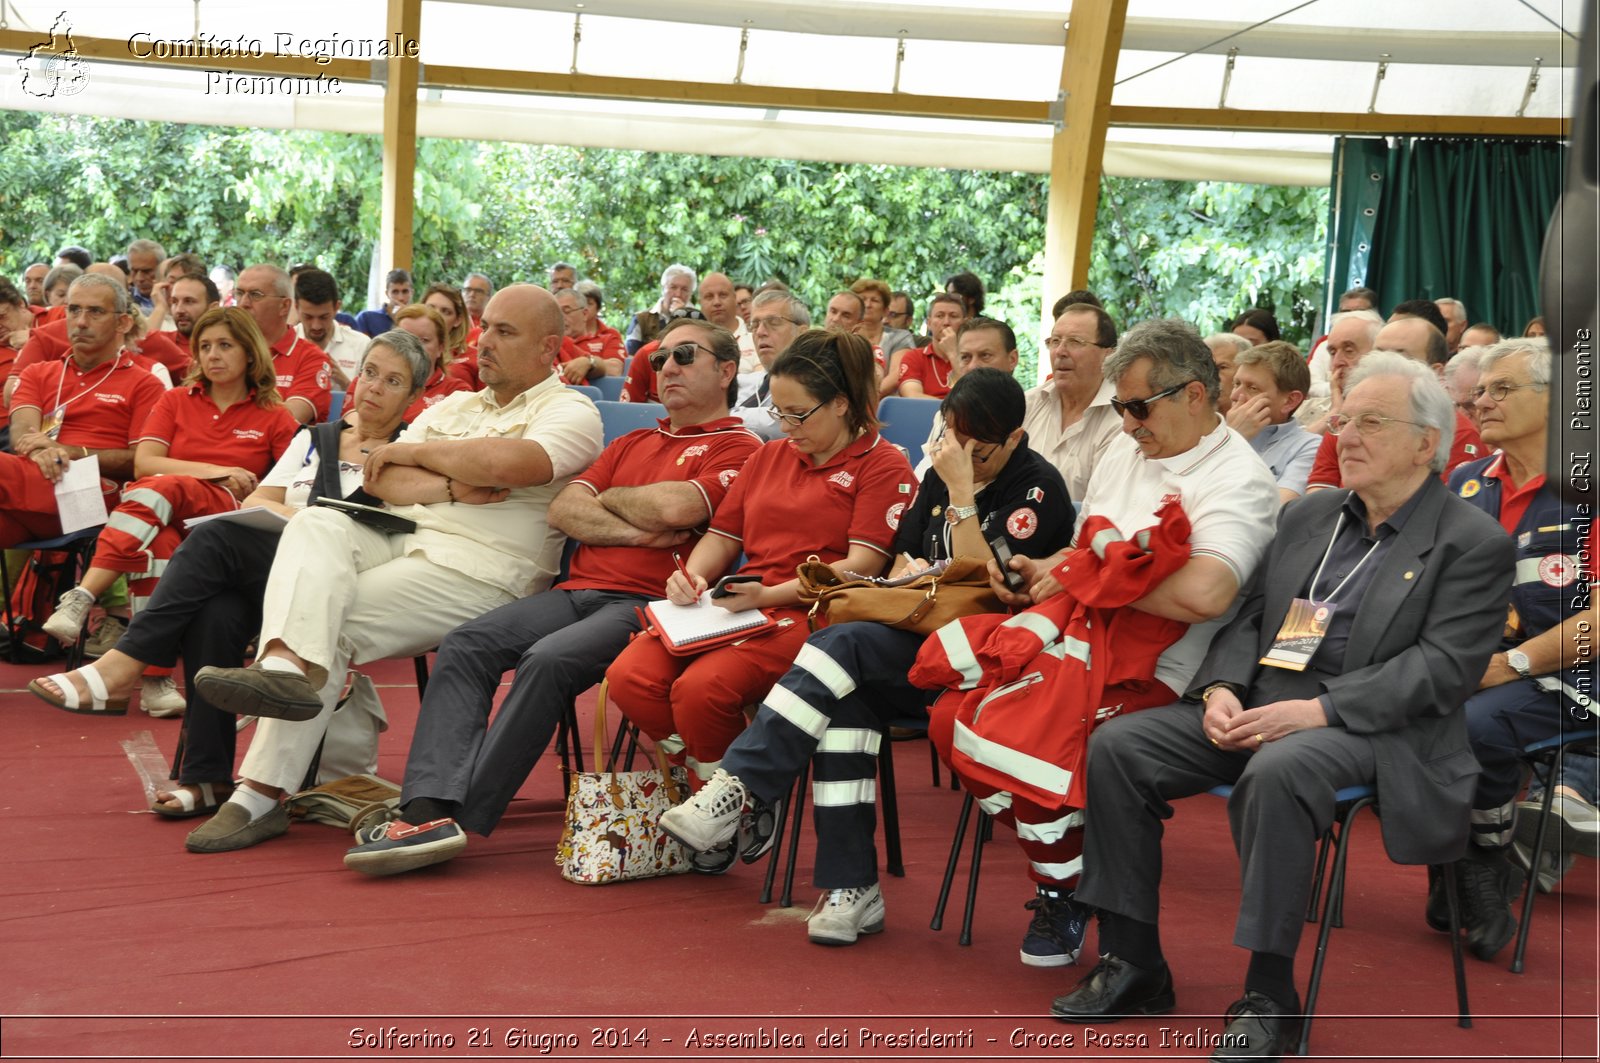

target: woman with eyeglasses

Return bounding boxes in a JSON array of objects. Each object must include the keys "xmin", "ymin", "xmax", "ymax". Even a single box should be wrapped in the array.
[
  {"xmin": 660, "ymin": 367, "xmax": 1075, "ymax": 936},
  {"xmin": 606, "ymin": 330, "xmax": 917, "ymax": 867}
]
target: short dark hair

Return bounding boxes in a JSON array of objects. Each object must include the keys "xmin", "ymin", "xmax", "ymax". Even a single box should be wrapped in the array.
[
  {"xmin": 927, "ymin": 292, "xmax": 965, "ymax": 317},
  {"xmin": 770, "ymin": 329, "xmax": 880, "ymax": 435},
  {"xmin": 1340, "ymin": 286, "xmax": 1379, "ymax": 310},
  {"xmin": 56, "ymin": 245, "xmax": 92, "ymax": 270},
  {"xmin": 659, "ymin": 318, "xmax": 741, "ymax": 407},
  {"xmin": 1391, "ymin": 298, "xmax": 1450, "ymax": 339},
  {"xmin": 0, "ymin": 279, "xmax": 25, "ymax": 309},
  {"xmin": 172, "ymin": 273, "xmax": 221, "ymax": 305},
  {"xmin": 1055, "ymin": 302, "xmax": 1118, "ymax": 349},
  {"xmin": 1051, "ymin": 289, "xmax": 1103, "ymax": 318},
  {"xmin": 941, "ymin": 367, "xmax": 1025, "ymax": 445},
  {"xmin": 944, "ymin": 271, "xmax": 985, "ymax": 316},
  {"xmin": 294, "ymin": 268, "xmax": 340, "ymax": 307},
  {"xmin": 384, "ymin": 268, "xmax": 413, "ymax": 288},
  {"xmin": 1229, "ymin": 308, "xmax": 1281, "ymax": 342},
  {"xmin": 957, "ymin": 315, "xmax": 1017, "ymax": 355}
]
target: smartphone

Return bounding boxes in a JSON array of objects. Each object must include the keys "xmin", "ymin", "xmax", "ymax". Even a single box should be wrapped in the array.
[
  {"xmin": 988, "ymin": 536, "xmax": 1028, "ymax": 593},
  {"xmin": 710, "ymin": 574, "xmax": 763, "ymax": 599}
]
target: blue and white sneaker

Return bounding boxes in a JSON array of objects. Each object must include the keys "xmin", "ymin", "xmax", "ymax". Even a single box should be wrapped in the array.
[
  {"xmin": 1020, "ymin": 888, "xmax": 1091, "ymax": 967},
  {"xmin": 344, "ymin": 818, "xmax": 466, "ymax": 876}
]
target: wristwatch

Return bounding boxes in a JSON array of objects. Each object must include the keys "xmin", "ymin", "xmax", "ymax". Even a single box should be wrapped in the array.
[
  {"xmin": 945, "ymin": 503, "xmax": 979, "ymax": 526},
  {"xmin": 1506, "ymin": 649, "xmax": 1533, "ymax": 678}
]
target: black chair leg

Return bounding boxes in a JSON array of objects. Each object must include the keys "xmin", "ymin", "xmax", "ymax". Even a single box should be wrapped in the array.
[
  {"xmin": 1306, "ymin": 830, "xmax": 1333, "ymax": 921},
  {"xmin": 927, "ymin": 740, "xmax": 940, "ymax": 788},
  {"xmin": 412, "ymin": 653, "xmax": 429, "ymax": 698},
  {"xmin": 1444, "ymin": 861, "xmax": 1472, "ymax": 1028},
  {"xmin": 1299, "ymin": 795, "xmax": 1374, "ymax": 1056},
  {"xmin": 959, "ymin": 810, "xmax": 989, "ymax": 946},
  {"xmin": 931, "ymin": 791, "xmax": 975, "ymax": 931},
  {"xmin": 1512, "ymin": 743, "xmax": 1566, "ymax": 974},
  {"xmin": 779, "ymin": 760, "xmax": 810, "ymax": 908},
  {"xmin": 760, "ymin": 778, "xmax": 796, "ymax": 905},
  {"xmin": 879, "ymin": 736, "xmax": 904, "ymax": 878}
]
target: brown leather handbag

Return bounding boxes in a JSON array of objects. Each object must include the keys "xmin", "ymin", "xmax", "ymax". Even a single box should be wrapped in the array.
[{"xmin": 795, "ymin": 555, "xmax": 1002, "ymax": 635}]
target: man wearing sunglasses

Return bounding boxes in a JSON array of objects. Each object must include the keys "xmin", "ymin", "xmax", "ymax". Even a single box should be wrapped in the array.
[
  {"xmin": 1052, "ymin": 353, "xmax": 1511, "ymax": 1060},
  {"xmin": 341, "ymin": 317, "xmax": 761, "ymax": 876}
]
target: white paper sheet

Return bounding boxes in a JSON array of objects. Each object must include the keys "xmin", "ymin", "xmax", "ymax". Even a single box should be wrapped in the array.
[{"xmin": 53, "ymin": 454, "xmax": 108, "ymax": 534}]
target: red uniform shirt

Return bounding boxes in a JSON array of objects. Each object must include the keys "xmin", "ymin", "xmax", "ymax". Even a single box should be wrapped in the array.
[
  {"xmin": 269, "ymin": 330, "xmax": 333, "ymax": 421},
  {"xmin": 709, "ymin": 432, "xmax": 917, "ymax": 583},
  {"xmin": 561, "ymin": 416, "xmax": 763, "ymax": 598},
  {"xmin": 136, "ymin": 383, "xmax": 300, "ymax": 472},
  {"xmin": 0, "ymin": 345, "xmax": 15, "ymax": 432},
  {"xmin": 897, "ymin": 345, "xmax": 954, "ymax": 398},
  {"xmin": 10, "ymin": 352, "xmax": 166, "ymax": 451},
  {"xmin": 557, "ymin": 336, "xmax": 587, "ymax": 365},
  {"xmin": 445, "ymin": 346, "xmax": 480, "ymax": 390},
  {"xmin": 622, "ymin": 340, "xmax": 661, "ymax": 403},
  {"xmin": 573, "ymin": 324, "xmax": 623, "ymax": 364},
  {"xmin": 126, "ymin": 329, "xmax": 190, "ymax": 380},
  {"xmin": 403, "ymin": 368, "xmax": 474, "ymax": 423},
  {"xmin": 1306, "ymin": 409, "xmax": 1484, "ymax": 489}
]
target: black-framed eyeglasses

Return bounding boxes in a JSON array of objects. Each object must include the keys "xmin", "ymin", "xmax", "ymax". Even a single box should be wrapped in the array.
[
  {"xmin": 1110, "ymin": 380, "xmax": 1193, "ymax": 420},
  {"xmin": 648, "ymin": 341, "xmax": 714, "ymax": 372},
  {"xmin": 1471, "ymin": 381, "xmax": 1543, "ymax": 403},
  {"xmin": 936, "ymin": 427, "xmax": 1001, "ymax": 464},
  {"xmin": 766, "ymin": 400, "xmax": 826, "ymax": 427}
]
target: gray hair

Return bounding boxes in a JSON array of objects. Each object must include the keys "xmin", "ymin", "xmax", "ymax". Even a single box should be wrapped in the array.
[
  {"xmin": 44, "ymin": 263, "xmax": 83, "ymax": 293},
  {"xmin": 550, "ymin": 261, "xmax": 575, "ymax": 275},
  {"xmin": 1330, "ymin": 309, "xmax": 1383, "ymax": 345},
  {"xmin": 660, "ymin": 263, "xmax": 697, "ymax": 292},
  {"xmin": 126, "ymin": 238, "xmax": 166, "ymax": 260},
  {"xmin": 464, "ymin": 271, "xmax": 493, "ymax": 289},
  {"xmin": 554, "ymin": 287, "xmax": 585, "ymax": 309},
  {"xmin": 1105, "ymin": 318, "xmax": 1220, "ymax": 405},
  {"xmin": 1479, "ymin": 336, "xmax": 1551, "ymax": 388},
  {"xmin": 1203, "ymin": 332, "xmax": 1253, "ymax": 356},
  {"xmin": 362, "ymin": 329, "xmax": 430, "ymax": 397},
  {"xmin": 575, "ymin": 279, "xmax": 603, "ymax": 309},
  {"xmin": 752, "ymin": 288, "xmax": 811, "ymax": 328},
  {"xmin": 67, "ymin": 272, "xmax": 130, "ymax": 315},
  {"xmin": 1435, "ymin": 297, "xmax": 1467, "ymax": 324},
  {"xmin": 1443, "ymin": 345, "xmax": 1489, "ymax": 386},
  {"xmin": 1345, "ymin": 351, "xmax": 1456, "ymax": 473},
  {"xmin": 245, "ymin": 263, "xmax": 292, "ymax": 297}
]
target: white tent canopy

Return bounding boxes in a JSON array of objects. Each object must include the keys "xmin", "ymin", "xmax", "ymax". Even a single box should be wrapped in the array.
[{"xmin": 0, "ymin": 0, "xmax": 1577, "ymax": 185}]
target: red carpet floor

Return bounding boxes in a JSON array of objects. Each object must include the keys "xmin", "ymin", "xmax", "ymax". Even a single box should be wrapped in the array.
[{"xmin": 0, "ymin": 654, "xmax": 1595, "ymax": 1061}]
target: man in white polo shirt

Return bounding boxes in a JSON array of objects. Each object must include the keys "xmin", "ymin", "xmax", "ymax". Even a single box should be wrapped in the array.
[{"xmin": 188, "ymin": 284, "xmax": 603, "ymax": 854}]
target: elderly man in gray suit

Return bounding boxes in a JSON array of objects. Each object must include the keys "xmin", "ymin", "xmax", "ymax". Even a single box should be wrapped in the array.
[{"xmin": 1051, "ymin": 352, "xmax": 1513, "ymax": 1062}]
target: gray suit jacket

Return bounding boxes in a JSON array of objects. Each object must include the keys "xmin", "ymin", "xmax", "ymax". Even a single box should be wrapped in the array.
[{"xmin": 1191, "ymin": 477, "xmax": 1513, "ymax": 864}]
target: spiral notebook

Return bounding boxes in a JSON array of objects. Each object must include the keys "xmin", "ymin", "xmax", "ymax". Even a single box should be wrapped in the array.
[{"xmin": 644, "ymin": 593, "xmax": 776, "ymax": 653}]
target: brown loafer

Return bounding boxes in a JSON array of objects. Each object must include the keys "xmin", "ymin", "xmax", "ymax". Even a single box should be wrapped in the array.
[
  {"xmin": 186, "ymin": 802, "xmax": 290, "ymax": 853},
  {"xmin": 194, "ymin": 663, "xmax": 323, "ymax": 722}
]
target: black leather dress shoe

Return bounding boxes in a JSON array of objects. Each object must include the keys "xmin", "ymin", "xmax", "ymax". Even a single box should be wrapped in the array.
[
  {"xmin": 1049, "ymin": 953, "xmax": 1175, "ymax": 1021},
  {"xmin": 1210, "ymin": 991, "xmax": 1302, "ymax": 1061}
]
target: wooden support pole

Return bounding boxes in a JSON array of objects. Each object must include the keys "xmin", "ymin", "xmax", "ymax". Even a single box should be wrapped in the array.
[{"xmin": 380, "ymin": 0, "xmax": 422, "ymax": 272}]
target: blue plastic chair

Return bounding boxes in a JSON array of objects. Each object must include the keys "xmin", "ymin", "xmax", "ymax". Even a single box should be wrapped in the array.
[
  {"xmin": 878, "ymin": 396, "xmax": 940, "ymax": 457},
  {"xmin": 596, "ymin": 400, "xmax": 665, "ymax": 444},
  {"xmin": 594, "ymin": 376, "xmax": 626, "ymax": 402},
  {"xmin": 567, "ymin": 384, "xmax": 602, "ymax": 402},
  {"xmin": 1511, "ymin": 730, "xmax": 1599, "ymax": 972},
  {"xmin": 328, "ymin": 390, "xmax": 345, "ymax": 420}
]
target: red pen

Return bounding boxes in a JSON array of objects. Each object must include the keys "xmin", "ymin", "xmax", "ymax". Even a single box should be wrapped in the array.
[{"xmin": 672, "ymin": 551, "xmax": 692, "ymax": 585}]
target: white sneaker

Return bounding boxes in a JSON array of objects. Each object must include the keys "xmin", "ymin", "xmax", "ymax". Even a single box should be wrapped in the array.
[
  {"xmin": 42, "ymin": 588, "xmax": 95, "ymax": 645},
  {"xmin": 141, "ymin": 675, "xmax": 186, "ymax": 718},
  {"xmin": 84, "ymin": 614, "xmax": 129, "ymax": 658},
  {"xmin": 659, "ymin": 768, "xmax": 747, "ymax": 853},
  {"xmin": 807, "ymin": 884, "xmax": 886, "ymax": 946}
]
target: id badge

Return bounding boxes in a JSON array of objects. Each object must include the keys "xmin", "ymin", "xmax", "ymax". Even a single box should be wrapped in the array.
[
  {"xmin": 1260, "ymin": 597, "xmax": 1336, "ymax": 671},
  {"xmin": 41, "ymin": 404, "xmax": 65, "ymax": 441}
]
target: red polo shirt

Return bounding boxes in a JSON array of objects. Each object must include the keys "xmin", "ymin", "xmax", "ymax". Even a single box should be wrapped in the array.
[
  {"xmin": 562, "ymin": 416, "xmax": 762, "ymax": 598},
  {"xmin": 445, "ymin": 347, "xmax": 480, "ymax": 390},
  {"xmin": 136, "ymin": 383, "xmax": 301, "ymax": 471},
  {"xmin": 709, "ymin": 432, "xmax": 917, "ymax": 583},
  {"xmin": 897, "ymin": 345, "xmax": 954, "ymax": 398},
  {"xmin": 573, "ymin": 324, "xmax": 623, "ymax": 364},
  {"xmin": 403, "ymin": 368, "xmax": 474, "ymax": 423},
  {"xmin": 126, "ymin": 329, "xmax": 190, "ymax": 379},
  {"xmin": 622, "ymin": 341, "xmax": 661, "ymax": 403},
  {"xmin": 10, "ymin": 352, "xmax": 166, "ymax": 451},
  {"xmin": 0, "ymin": 345, "xmax": 16, "ymax": 431},
  {"xmin": 1306, "ymin": 409, "xmax": 1484, "ymax": 489},
  {"xmin": 557, "ymin": 336, "xmax": 587, "ymax": 365},
  {"xmin": 11, "ymin": 320, "xmax": 182, "ymax": 385},
  {"xmin": 269, "ymin": 329, "xmax": 333, "ymax": 421}
]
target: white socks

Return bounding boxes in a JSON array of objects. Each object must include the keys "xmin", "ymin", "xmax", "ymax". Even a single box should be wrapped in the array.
[
  {"xmin": 258, "ymin": 656, "xmax": 305, "ymax": 676},
  {"xmin": 227, "ymin": 785, "xmax": 279, "ymax": 822}
]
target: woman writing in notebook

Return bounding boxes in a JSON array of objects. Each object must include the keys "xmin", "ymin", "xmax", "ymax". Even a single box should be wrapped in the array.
[
  {"xmin": 659, "ymin": 368, "xmax": 1076, "ymax": 935},
  {"xmin": 607, "ymin": 330, "xmax": 917, "ymax": 871},
  {"xmin": 28, "ymin": 331, "xmax": 428, "ymax": 819}
]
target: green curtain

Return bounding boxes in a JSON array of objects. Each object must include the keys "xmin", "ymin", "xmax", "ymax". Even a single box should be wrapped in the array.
[{"xmin": 1324, "ymin": 136, "xmax": 1564, "ymax": 336}]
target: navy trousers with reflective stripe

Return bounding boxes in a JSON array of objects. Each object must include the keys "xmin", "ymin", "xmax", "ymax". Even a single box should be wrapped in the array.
[{"xmin": 722, "ymin": 621, "xmax": 931, "ymax": 889}]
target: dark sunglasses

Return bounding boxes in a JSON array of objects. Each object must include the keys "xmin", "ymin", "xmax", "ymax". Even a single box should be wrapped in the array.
[
  {"xmin": 1110, "ymin": 380, "xmax": 1193, "ymax": 420},
  {"xmin": 649, "ymin": 341, "xmax": 713, "ymax": 372}
]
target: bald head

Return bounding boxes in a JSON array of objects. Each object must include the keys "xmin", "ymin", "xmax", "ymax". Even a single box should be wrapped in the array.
[
  {"xmin": 87, "ymin": 262, "xmax": 129, "ymax": 287},
  {"xmin": 699, "ymin": 272, "xmax": 737, "ymax": 330},
  {"xmin": 1375, "ymin": 317, "xmax": 1449, "ymax": 371},
  {"xmin": 477, "ymin": 283, "xmax": 563, "ymax": 401}
]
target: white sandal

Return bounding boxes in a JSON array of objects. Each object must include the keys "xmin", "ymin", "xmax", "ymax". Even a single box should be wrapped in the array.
[
  {"xmin": 152, "ymin": 781, "xmax": 231, "ymax": 819},
  {"xmin": 27, "ymin": 666, "xmax": 130, "ymax": 715}
]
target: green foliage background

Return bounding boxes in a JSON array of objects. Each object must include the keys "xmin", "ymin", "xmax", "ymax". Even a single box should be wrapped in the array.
[{"xmin": 0, "ymin": 112, "xmax": 1329, "ymax": 379}]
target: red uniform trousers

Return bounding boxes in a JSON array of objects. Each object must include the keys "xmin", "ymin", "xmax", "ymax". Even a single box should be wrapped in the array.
[
  {"xmin": 606, "ymin": 609, "xmax": 809, "ymax": 786},
  {"xmin": 0, "ymin": 452, "xmax": 120, "ymax": 545},
  {"xmin": 91, "ymin": 476, "xmax": 238, "ymax": 677},
  {"xmin": 928, "ymin": 678, "xmax": 1175, "ymax": 888}
]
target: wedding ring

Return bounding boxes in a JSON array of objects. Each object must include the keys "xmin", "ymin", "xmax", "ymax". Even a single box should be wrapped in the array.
[{"xmin": 1255, "ymin": 733, "xmax": 1265, "ymax": 745}]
